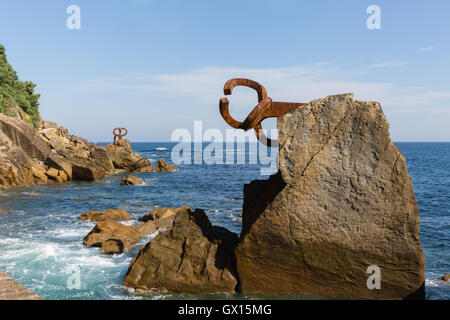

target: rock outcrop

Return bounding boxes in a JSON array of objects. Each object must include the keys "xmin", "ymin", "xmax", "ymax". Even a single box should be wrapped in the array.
[
  {"xmin": 120, "ymin": 175, "xmax": 144, "ymax": 186},
  {"xmin": 235, "ymin": 94, "xmax": 425, "ymax": 299},
  {"xmin": 100, "ymin": 239, "xmax": 131, "ymax": 254},
  {"xmin": 83, "ymin": 220, "xmax": 157, "ymax": 254},
  {"xmin": 138, "ymin": 206, "xmax": 190, "ymax": 229},
  {"xmin": 155, "ymin": 158, "xmax": 178, "ymax": 172},
  {"xmin": 81, "ymin": 206, "xmax": 190, "ymax": 254},
  {"xmin": 123, "ymin": 208, "xmax": 238, "ymax": 293},
  {"xmin": 0, "ymin": 114, "xmax": 153, "ymax": 187},
  {"xmin": 79, "ymin": 209, "xmax": 131, "ymax": 222},
  {"xmin": 442, "ymin": 274, "xmax": 450, "ymax": 282}
]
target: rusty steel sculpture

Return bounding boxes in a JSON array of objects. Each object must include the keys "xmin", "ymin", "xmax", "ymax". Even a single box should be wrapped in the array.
[
  {"xmin": 113, "ymin": 127, "xmax": 128, "ymax": 145},
  {"xmin": 219, "ymin": 78, "xmax": 306, "ymax": 147}
]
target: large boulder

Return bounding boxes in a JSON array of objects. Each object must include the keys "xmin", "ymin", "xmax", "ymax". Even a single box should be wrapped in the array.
[
  {"xmin": 68, "ymin": 156, "xmax": 107, "ymax": 181},
  {"xmin": 155, "ymin": 158, "xmax": 178, "ymax": 172},
  {"xmin": 104, "ymin": 139, "xmax": 152, "ymax": 172},
  {"xmin": 123, "ymin": 209, "xmax": 238, "ymax": 293},
  {"xmin": 83, "ymin": 220, "xmax": 143, "ymax": 248},
  {"xmin": 235, "ymin": 94, "xmax": 425, "ymax": 300},
  {"xmin": 0, "ymin": 148, "xmax": 36, "ymax": 186},
  {"xmin": 0, "ymin": 114, "xmax": 50, "ymax": 161},
  {"xmin": 88, "ymin": 145, "xmax": 115, "ymax": 174},
  {"xmin": 138, "ymin": 206, "xmax": 191, "ymax": 227},
  {"xmin": 83, "ymin": 220, "xmax": 156, "ymax": 253},
  {"xmin": 142, "ymin": 206, "xmax": 191, "ymax": 230},
  {"xmin": 46, "ymin": 152, "xmax": 73, "ymax": 179},
  {"xmin": 101, "ymin": 239, "xmax": 131, "ymax": 254},
  {"xmin": 120, "ymin": 175, "xmax": 144, "ymax": 186}
]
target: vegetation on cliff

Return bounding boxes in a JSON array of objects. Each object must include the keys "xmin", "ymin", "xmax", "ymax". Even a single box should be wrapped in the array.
[{"xmin": 0, "ymin": 44, "xmax": 40, "ymax": 127}]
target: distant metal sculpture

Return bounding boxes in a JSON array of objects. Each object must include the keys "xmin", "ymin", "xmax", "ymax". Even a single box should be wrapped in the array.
[
  {"xmin": 219, "ymin": 78, "xmax": 306, "ymax": 147},
  {"xmin": 113, "ymin": 127, "xmax": 128, "ymax": 145}
]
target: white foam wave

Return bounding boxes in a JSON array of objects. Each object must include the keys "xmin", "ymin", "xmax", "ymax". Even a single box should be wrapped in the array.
[
  {"xmin": 228, "ymin": 213, "xmax": 242, "ymax": 223},
  {"xmin": 426, "ymin": 279, "xmax": 450, "ymax": 287}
]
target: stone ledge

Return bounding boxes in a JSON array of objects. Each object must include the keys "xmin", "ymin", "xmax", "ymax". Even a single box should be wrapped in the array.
[{"xmin": 0, "ymin": 270, "xmax": 42, "ymax": 300}]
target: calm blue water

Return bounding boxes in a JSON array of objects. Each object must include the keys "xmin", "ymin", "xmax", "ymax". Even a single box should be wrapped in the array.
[{"xmin": 0, "ymin": 142, "xmax": 448, "ymax": 300}]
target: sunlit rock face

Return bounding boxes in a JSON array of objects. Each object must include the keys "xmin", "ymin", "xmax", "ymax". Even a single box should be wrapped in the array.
[{"xmin": 235, "ymin": 94, "xmax": 425, "ymax": 300}]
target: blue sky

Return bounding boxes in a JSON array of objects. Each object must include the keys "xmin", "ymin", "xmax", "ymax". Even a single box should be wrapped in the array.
[{"xmin": 0, "ymin": 0, "xmax": 449, "ymax": 141}]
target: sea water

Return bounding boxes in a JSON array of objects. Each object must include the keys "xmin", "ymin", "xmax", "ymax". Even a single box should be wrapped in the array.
[{"xmin": 0, "ymin": 142, "xmax": 448, "ymax": 300}]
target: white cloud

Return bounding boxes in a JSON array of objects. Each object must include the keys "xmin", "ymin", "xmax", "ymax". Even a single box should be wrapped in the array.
[
  {"xmin": 417, "ymin": 46, "xmax": 437, "ymax": 52},
  {"xmin": 73, "ymin": 63, "xmax": 450, "ymax": 112},
  {"xmin": 369, "ymin": 61, "xmax": 407, "ymax": 68}
]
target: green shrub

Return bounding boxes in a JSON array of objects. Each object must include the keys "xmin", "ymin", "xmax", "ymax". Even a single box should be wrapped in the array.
[{"xmin": 0, "ymin": 44, "xmax": 40, "ymax": 127}]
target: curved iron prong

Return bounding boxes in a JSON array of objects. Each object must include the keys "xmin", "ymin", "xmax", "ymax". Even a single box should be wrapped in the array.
[
  {"xmin": 219, "ymin": 78, "xmax": 306, "ymax": 148},
  {"xmin": 240, "ymin": 97, "xmax": 273, "ymax": 131},
  {"xmin": 223, "ymin": 78, "xmax": 268, "ymax": 102},
  {"xmin": 219, "ymin": 97, "xmax": 243, "ymax": 129}
]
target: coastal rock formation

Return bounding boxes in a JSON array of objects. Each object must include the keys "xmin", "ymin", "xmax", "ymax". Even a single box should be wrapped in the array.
[
  {"xmin": 0, "ymin": 114, "xmax": 48, "ymax": 186},
  {"xmin": 79, "ymin": 209, "xmax": 131, "ymax": 222},
  {"xmin": 155, "ymin": 158, "xmax": 178, "ymax": 172},
  {"xmin": 442, "ymin": 274, "xmax": 450, "ymax": 282},
  {"xmin": 138, "ymin": 206, "xmax": 191, "ymax": 229},
  {"xmin": 123, "ymin": 208, "xmax": 238, "ymax": 293},
  {"xmin": 120, "ymin": 175, "xmax": 144, "ymax": 186},
  {"xmin": 83, "ymin": 220, "xmax": 142, "ymax": 248},
  {"xmin": 104, "ymin": 140, "xmax": 154, "ymax": 173},
  {"xmin": 0, "ymin": 113, "xmax": 153, "ymax": 187},
  {"xmin": 101, "ymin": 239, "xmax": 131, "ymax": 254},
  {"xmin": 83, "ymin": 219, "xmax": 157, "ymax": 253},
  {"xmin": 235, "ymin": 94, "xmax": 425, "ymax": 299}
]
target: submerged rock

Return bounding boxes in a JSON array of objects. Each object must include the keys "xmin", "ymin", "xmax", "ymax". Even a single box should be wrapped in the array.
[
  {"xmin": 155, "ymin": 158, "xmax": 178, "ymax": 172},
  {"xmin": 123, "ymin": 208, "xmax": 238, "ymax": 293},
  {"xmin": 120, "ymin": 175, "xmax": 144, "ymax": 186},
  {"xmin": 79, "ymin": 209, "xmax": 131, "ymax": 222},
  {"xmin": 235, "ymin": 94, "xmax": 425, "ymax": 299}
]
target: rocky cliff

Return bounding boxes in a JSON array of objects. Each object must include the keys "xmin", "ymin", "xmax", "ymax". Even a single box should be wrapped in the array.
[
  {"xmin": 235, "ymin": 93, "xmax": 425, "ymax": 299},
  {"xmin": 0, "ymin": 114, "xmax": 153, "ymax": 187}
]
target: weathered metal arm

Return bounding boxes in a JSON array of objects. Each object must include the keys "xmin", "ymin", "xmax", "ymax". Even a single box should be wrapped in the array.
[{"xmin": 219, "ymin": 78, "xmax": 306, "ymax": 147}]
